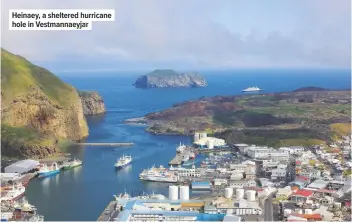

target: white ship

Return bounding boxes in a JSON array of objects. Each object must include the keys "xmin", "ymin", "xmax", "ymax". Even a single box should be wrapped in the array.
[
  {"xmin": 0, "ymin": 183, "xmax": 25, "ymax": 202},
  {"xmin": 242, "ymin": 86, "xmax": 262, "ymax": 92},
  {"xmin": 139, "ymin": 166, "xmax": 178, "ymax": 183},
  {"xmin": 115, "ymin": 155, "xmax": 133, "ymax": 169},
  {"xmin": 176, "ymin": 142, "xmax": 186, "ymax": 153}
]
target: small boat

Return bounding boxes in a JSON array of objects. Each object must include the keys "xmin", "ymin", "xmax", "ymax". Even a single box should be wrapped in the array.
[
  {"xmin": 115, "ymin": 155, "xmax": 133, "ymax": 169},
  {"xmin": 176, "ymin": 142, "xmax": 186, "ymax": 153},
  {"xmin": 182, "ymin": 154, "xmax": 189, "ymax": 162},
  {"xmin": 37, "ymin": 162, "xmax": 60, "ymax": 178},
  {"xmin": 62, "ymin": 159, "xmax": 82, "ymax": 170}
]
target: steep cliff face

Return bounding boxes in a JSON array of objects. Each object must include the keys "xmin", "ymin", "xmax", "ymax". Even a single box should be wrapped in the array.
[
  {"xmin": 79, "ymin": 91, "xmax": 106, "ymax": 115},
  {"xmin": 1, "ymin": 48, "xmax": 89, "ymax": 158},
  {"xmin": 133, "ymin": 69, "xmax": 207, "ymax": 88}
]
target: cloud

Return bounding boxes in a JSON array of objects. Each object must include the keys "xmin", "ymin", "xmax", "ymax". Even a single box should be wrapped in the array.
[{"xmin": 1, "ymin": 0, "xmax": 351, "ymax": 70}]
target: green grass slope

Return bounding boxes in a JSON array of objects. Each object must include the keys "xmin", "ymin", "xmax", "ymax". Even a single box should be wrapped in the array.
[{"xmin": 1, "ymin": 48, "xmax": 76, "ymax": 108}]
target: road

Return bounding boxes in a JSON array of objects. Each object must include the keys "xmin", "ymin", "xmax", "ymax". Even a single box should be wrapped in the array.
[{"xmin": 264, "ymin": 196, "xmax": 274, "ymax": 222}]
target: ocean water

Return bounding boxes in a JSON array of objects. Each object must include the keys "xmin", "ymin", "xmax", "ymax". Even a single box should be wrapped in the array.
[{"xmin": 25, "ymin": 69, "xmax": 350, "ymax": 221}]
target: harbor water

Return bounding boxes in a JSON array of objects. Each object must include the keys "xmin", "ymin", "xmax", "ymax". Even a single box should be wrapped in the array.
[{"xmin": 25, "ymin": 69, "xmax": 350, "ymax": 221}]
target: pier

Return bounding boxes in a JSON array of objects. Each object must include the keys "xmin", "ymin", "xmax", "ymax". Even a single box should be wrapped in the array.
[
  {"xmin": 169, "ymin": 154, "xmax": 184, "ymax": 166},
  {"xmin": 195, "ymin": 147, "xmax": 234, "ymax": 153},
  {"xmin": 97, "ymin": 200, "xmax": 120, "ymax": 221},
  {"xmin": 74, "ymin": 142, "xmax": 134, "ymax": 147}
]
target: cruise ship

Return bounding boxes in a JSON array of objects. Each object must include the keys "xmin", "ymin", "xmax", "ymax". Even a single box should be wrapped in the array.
[
  {"xmin": 115, "ymin": 155, "xmax": 133, "ymax": 169},
  {"xmin": 139, "ymin": 166, "xmax": 178, "ymax": 183},
  {"xmin": 242, "ymin": 86, "xmax": 262, "ymax": 92}
]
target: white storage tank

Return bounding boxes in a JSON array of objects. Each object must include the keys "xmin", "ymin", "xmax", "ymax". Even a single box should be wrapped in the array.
[
  {"xmin": 224, "ymin": 187, "xmax": 233, "ymax": 199},
  {"xmin": 200, "ymin": 133, "xmax": 207, "ymax": 139},
  {"xmin": 246, "ymin": 190, "xmax": 256, "ymax": 201},
  {"xmin": 169, "ymin": 185, "xmax": 178, "ymax": 200},
  {"xmin": 304, "ymin": 209, "xmax": 312, "ymax": 214},
  {"xmin": 284, "ymin": 209, "xmax": 292, "ymax": 217},
  {"xmin": 194, "ymin": 133, "xmax": 200, "ymax": 142},
  {"xmin": 180, "ymin": 186, "xmax": 189, "ymax": 201},
  {"xmin": 207, "ymin": 140, "xmax": 214, "ymax": 149},
  {"xmin": 296, "ymin": 209, "xmax": 303, "ymax": 214},
  {"xmin": 226, "ymin": 209, "xmax": 233, "ymax": 215},
  {"xmin": 236, "ymin": 189, "xmax": 245, "ymax": 200}
]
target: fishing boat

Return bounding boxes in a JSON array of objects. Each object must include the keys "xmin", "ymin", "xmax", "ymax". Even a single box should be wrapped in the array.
[
  {"xmin": 62, "ymin": 159, "xmax": 82, "ymax": 170},
  {"xmin": 37, "ymin": 162, "xmax": 60, "ymax": 178},
  {"xmin": 0, "ymin": 183, "xmax": 25, "ymax": 202}
]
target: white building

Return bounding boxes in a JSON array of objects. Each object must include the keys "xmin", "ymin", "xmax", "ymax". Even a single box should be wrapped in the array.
[
  {"xmin": 228, "ymin": 180, "xmax": 256, "ymax": 189},
  {"xmin": 271, "ymin": 168, "xmax": 286, "ymax": 180},
  {"xmin": 246, "ymin": 147, "xmax": 289, "ymax": 160},
  {"xmin": 193, "ymin": 136, "xmax": 227, "ymax": 149},
  {"xmin": 4, "ymin": 159, "xmax": 40, "ymax": 174}
]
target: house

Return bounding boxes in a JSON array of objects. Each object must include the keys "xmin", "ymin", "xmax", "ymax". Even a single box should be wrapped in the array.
[
  {"xmin": 290, "ymin": 190, "xmax": 313, "ymax": 203},
  {"xmin": 276, "ymin": 186, "xmax": 292, "ymax": 199},
  {"xmin": 271, "ymin": 168, "xmax": 287, "ymax": 180}
]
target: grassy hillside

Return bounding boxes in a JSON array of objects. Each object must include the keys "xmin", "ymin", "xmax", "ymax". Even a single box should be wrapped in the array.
[
  {"xmin": 143, "ymin": 90, "xmax": 351, "ymax": 147},
  {"xmin": 1, "ymin": 48, "xmax": 88, "ymax": 158},
  {"xmin": 1, "ymin": 48, "xmax": 76, "ymax": 108}
]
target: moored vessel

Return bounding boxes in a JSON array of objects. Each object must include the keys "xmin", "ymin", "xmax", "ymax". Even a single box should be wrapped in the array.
[
  {"xmin": 115, "ymin": 155, "xmax": 133, "ymax": 169},
  {"xmin": 37, "ymin": 162, "xmax": 60, "ymax": 178},
  {"xmin": 62, "ymin": 159, "xmax": 82, "ymax": 170},
  {"xmin": 139, "ymin": 166, "xmax": 178, "ymax": 183},
  {"xmin": 0, "ymin": 183, "xmax": 25, "ymax": 202}
]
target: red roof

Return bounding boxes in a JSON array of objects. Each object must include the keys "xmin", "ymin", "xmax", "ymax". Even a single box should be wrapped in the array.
[
  {"xmin": 290, "ymin": 213, "xmax": 322, "ymax": 220},
  {"xmin": 296, "ymin": 176, "xmax": 309, "ymax": 181},
  {"xmin": 292, "ymin": 190, "xmax": 313, "ymax": 197},
  {"xmin": 316, "ymin": 188, "xmax": 335, "ymax": 194},
  {"xmin": 295, "ymin": 160, "xmax": 301, "ymax": 165}
]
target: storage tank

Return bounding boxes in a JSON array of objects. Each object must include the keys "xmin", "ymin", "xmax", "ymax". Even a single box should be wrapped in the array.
[
  {"xmin": 207, "ymin": 139, "xmax": 214, "ymax": 149},
  {"xmin": 296, "ymin": 209, "xmax": 303, "ymax": 214},
  {"xmin": 180, "ymin": 186, "xmax": 189, "ymax": 201},
  {"xmin": 284, "ymin": 209, "xmax": 292, "ymax": 217},
  {"xmin": 304, "ymin": 209, "xmax": 312, "ymax": 214},
  {"xmin": 236, "ymin": 189, "xmax": 244, "ymax": 200},
  {"xmin": 226, "ymin": 209, "xmax": 233, "ymax": 215},
  {"xmin": 333, "ymin": 202, "xmax": 341, "ymax": 209},
  {"xmin": 169, "ymin": 185, "xmax": 178, "ymax": 200},
  {"xmin": 194, "ymin": 133, "xmax": 200, "ymax": 142},
  {"xmin": 246, "ymin": 190, "xmax": 256, "ymax": 201},
  {"xmin": 200, "ymin": 133, "xmax": 207, "ymax": 139},
  {"xmin": 224, "ymin": 187, "xmax": 233, "ymax": 199}
]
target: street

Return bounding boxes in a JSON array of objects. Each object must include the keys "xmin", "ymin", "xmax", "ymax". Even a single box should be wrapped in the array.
[{"xmin": 263, "ymin": 196, "xmax": 274, "ymax": 222}]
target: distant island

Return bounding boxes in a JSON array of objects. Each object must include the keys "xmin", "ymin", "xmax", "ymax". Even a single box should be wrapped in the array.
[
  {"xmin": 133, "ymin": 69, "xmax": 208, "ymax": 88},
  {"xmin": 124, "ymin": 87, "xmax": 351, "ymax": 147}
]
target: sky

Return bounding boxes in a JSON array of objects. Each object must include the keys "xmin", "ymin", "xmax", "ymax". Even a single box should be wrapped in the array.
[{"xmin": 1, "ymin": 0, "xmax": 351, "ymax": 72}]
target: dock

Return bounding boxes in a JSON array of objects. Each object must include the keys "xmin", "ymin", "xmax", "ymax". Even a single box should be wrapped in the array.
[
  {"xmin": 97, "ymin": 200, "xmax": 120, "ymax": 221},
  {"xmin": 195, "ymin": 147, "xmax": 234, "ymax": 153},
  {"xmin": 169, "ymin": 154, "xmax": 184, "ymax": 165},
  {"xmin": 74, "ymin": 142, "xmax": 134, "ymax": 147}
]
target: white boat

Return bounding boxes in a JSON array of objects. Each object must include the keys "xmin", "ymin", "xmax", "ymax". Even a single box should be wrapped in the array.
[
  {"xmin": 1, "ymin": 183, "xmax": 25, "ymax": 202},
  {"xmin": 13, "ymin": 197, "xmax": 37, "ymax": 213},
  {"xmin": 242, "ymin": 86, "xmax": 262, "ymax": 92},
  {"xmin": 176, "ymin": 142, "xmax": 186, "ymax": 153},
  {"xmin": 139, "ymin": 166, "xmax": 178, "ymax": 183},
  {"xmin": 115, "ymin": 155, "xmax": 133, "ymax": 169},
  {"xmin": 62, "ymin": 159, "xmax": 82, "ymax": 170}
]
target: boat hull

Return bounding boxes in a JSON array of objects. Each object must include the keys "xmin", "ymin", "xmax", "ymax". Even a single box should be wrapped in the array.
[
  {"xmin": 62, "ymin": 163, "xmax": 82, "ymax": 170},
  {"xmin": 38, "ymin": 170, "xmax": 60, "ymax": 178},
  {"xmin": 242, "ymin": 90, "xmax": 262, "ymax": 92},
  {"xmin": 139, "ymin": 176, "xmax": 178, "ymax": 183},
  {"xmin": 115, "ymin": 161, "xmax": 132, "ymax": 169}
]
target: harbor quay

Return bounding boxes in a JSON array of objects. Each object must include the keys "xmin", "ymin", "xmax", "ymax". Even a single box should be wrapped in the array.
[
  {"xmin": 110, "ymin": 132, "xmax": 352, "ymax": 222},
  {"xmin": 0, "ymin": 157, "xmax": 82, "ymax": 221}
]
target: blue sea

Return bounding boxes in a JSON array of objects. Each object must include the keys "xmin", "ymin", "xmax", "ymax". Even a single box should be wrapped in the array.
[{"xmin": 25, "ymin": 69, "xmax": 350, "ymax": 221}]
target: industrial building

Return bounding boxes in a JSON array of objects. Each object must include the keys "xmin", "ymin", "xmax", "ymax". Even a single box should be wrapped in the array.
[
  {"xmin": 193, "ymin": 133, "xmax": 227, "ymax": 149},
  {"xmin": 4, "ymin": 159, "xmax": 40, "ymax": 174},
  {"xmin": 246, "ymin": 147, "xmax": 289, "ymax": 160}
]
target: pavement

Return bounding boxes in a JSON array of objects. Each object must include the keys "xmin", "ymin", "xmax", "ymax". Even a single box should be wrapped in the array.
[{"xmin": 263, "ymin": 196, "xmax": 274, "ymax": 222}]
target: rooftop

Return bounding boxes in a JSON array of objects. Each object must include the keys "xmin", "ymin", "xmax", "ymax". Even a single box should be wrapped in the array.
[
  {"xmin": 292, "ymin": 190, "xmax": 313, "ymax": 197},
  {"xmin": 307, "ymin": 180, "xmax": 329, "ymax": 189}
]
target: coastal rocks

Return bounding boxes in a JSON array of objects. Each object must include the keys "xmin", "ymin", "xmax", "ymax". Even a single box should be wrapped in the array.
[
  {"xmin": 133, "ymin": 69, "xmax": 208, "ymax": 88},
  {"xmin": 1, "ymin": 48, "xmax": 89, "ymax": 158},
  {"xmin": 79, "ymin": 91, "xmax": 106, "ymax": 115}
]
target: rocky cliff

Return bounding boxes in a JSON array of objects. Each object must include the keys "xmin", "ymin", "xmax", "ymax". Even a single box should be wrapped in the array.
[
  {"xmin": 1, "ymin": 48, "xmax": 89, "ymax": 158},
  {"xmin": 79, "ymin": 91, "xmax": 106, "ymax": 115},
  {"xmin": 133, "ymin": 69, "xmax": 207, "ymax": 88}
]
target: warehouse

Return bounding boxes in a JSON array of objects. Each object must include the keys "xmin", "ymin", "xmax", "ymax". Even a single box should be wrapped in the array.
[{"xmin": 4, "ymin": 159, "xmax": 40, "ymax": 174}]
